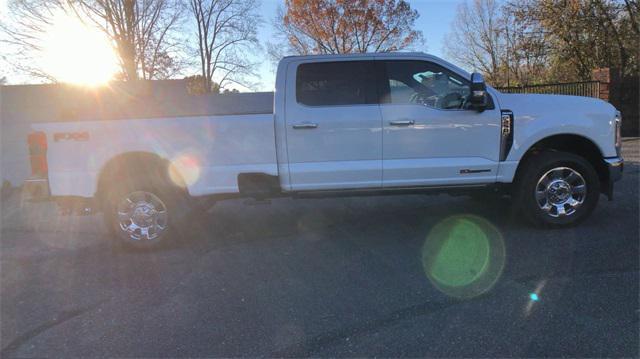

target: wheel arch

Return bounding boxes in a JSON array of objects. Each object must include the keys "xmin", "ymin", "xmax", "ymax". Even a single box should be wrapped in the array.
[
  {"xmin": 95, "ymin": 151, "xmax": 188, "ymax": 208},
  {"xmin": 513, "ymin": 133, "xmax": 608, "ymax": 190}
]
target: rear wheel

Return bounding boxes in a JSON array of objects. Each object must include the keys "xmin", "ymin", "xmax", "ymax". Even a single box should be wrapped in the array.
[
  {"xmin": 103, "ymin": 177, "xmax": 188, "ymax": 250},
  {"xmin": 515, "ymin": 151, "xmax": 600, "ymax": 227}
]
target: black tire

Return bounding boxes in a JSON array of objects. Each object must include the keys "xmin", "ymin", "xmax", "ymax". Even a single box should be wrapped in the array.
[
  {"xmin": 515, "ymin": 151, "xmax": 600, "ymax": 227},
  {"xmin": 102, "ymin": 174, "xmax": 190, "ymax": 250}
]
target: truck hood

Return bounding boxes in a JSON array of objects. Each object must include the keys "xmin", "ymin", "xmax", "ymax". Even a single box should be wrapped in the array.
[{"xmin": 495, "ymin": 93, "xmax": 617, "ymax": 120}]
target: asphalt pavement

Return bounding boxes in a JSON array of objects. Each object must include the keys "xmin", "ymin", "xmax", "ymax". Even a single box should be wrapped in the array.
[{"xmin": 1, "ymin": 139, "xmax": 638, "ymax": 357}]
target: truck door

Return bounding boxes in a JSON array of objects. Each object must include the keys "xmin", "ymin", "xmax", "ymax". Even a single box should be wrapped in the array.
[
  {"xmin": 284, "ymin": 60, "xmax": 382, "ymax": 191},
  {"xmin": 377, "ymin": 60, "xmax": 501, "ymax": 187}
]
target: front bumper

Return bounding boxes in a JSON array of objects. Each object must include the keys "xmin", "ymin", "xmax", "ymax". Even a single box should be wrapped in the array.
[
  {"xmin": 605, "ymin": 157, "xmax": 624, "ymax": 182},
  {"xmin": 603, "ymin": 157, "xmax": 624, "ymax": 199}
]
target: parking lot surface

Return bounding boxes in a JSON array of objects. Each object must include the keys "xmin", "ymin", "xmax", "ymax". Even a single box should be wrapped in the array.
[{"xmin": 1, "ymin": 139, "xmax": 638, "ymax": 357}]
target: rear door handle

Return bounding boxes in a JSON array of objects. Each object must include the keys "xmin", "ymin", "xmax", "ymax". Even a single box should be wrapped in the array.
[
  {"xmin": 389, "ymin": 120, "xmax": 415, "ymax": 126},
  {"xmin": 292, "ymin": 122, "xmax": 318, "ymax": 129}
]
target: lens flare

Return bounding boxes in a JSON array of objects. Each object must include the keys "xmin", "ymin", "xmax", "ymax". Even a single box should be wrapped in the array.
[
  {"xmin": 168, "ymin": 154, "xmax": 201, "ymax": 188},
  {"xmin": 525, "ymin": 280, "xmax": 547, "ymax": 316},
  {"xmin": 421, "ymin": 214, "xmax": 505, "ymax": 299}
]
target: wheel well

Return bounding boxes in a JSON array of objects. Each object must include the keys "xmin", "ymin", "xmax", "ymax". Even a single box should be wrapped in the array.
[
  {"xmin": 95, "ymin": 152, "xmax": 187, "ymax": 207},
  {"xmin": 514, "ymin": 134, "xmax": 608, "ymax": 186}
]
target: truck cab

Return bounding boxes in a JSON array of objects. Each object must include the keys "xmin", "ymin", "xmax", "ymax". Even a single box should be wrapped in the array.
[{"xmin": 275, "ymin": 53, "xmax": 505, "ymax": 191}]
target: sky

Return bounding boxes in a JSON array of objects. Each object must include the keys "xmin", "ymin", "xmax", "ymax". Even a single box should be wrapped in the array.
[
  {"xmin": 254, "ymin": 0, "xmax": 461, "ymax": 91},
  {"xmin": 0, "ymin": 0, "xmax": 462, "ymax": 89}
]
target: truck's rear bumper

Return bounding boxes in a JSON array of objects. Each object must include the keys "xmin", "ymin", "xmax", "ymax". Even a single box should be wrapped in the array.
[
  {"xmin": 604, "ymin": 157, "xmax": 624, "ymax": 199},
  {"xmin": 23, "ymin": 178, "xmax": 50, "ymax": 201}
]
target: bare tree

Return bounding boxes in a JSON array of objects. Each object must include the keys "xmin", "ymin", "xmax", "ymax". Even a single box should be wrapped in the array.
[
  {"xmin": 1, "ymin": 0, "xmax": 186, "ymax": 82},
  {"xmin": 0, "ymin": 0, "xmax": 66, "ymax": 81},
  {"xmin": 503, "ymin": 1, "xmax": 550, "ymax": 85},
  {"xmin": 71, "ymin": 0, "xmax": 186, "ymax": 80},
  {"xmin": 444, "ymin": 0, "xmax": 554, "ymax": 86},
  {"xmin": 188, "ymin": 0, "xmax": 260, "ymax": 93},
  {"xmin": 623, "ymin": 0, "xmax": 639, "ymax": 35},
  {"xmin": 444, "ymin": 0, "xmax": 506, "ymax": 85}
]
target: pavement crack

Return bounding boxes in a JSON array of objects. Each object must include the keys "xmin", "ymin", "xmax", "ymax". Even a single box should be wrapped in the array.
[
  {"xmin": 271, "ymin": 297, "xmax": 480, "ymax": 357},
  {"xmin": 0, "ymin": 302, "xmax": 103, "ymax": 357}
]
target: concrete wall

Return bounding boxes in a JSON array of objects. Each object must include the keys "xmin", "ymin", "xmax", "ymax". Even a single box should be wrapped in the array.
[{"xmin": 0, "ymin": 80, "xmax": 274, "ymax": 187}]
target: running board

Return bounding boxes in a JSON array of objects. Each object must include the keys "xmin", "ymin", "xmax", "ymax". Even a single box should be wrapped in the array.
[{"xmin": 292, "ymin": 184, "xmax": 491, "ymax": 199}]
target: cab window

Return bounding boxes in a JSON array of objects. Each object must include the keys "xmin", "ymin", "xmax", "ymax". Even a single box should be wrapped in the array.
[
  {"xmin": 381, "ymin": 60, "xmax": 471, "ymax": 110},
  {"xmin": 296, "ymin": 61, "xmax": 377, "ymax": 106}
]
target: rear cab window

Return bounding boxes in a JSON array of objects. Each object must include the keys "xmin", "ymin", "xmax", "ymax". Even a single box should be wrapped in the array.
[{"xmin": 296, "ymin": 61, "xmax": 378, "ymax": 106}]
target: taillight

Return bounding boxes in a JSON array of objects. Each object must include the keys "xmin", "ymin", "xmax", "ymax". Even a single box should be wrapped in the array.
[{"xmin": 27, "ymin": 131, "xmax": 48, "ymax": 177}]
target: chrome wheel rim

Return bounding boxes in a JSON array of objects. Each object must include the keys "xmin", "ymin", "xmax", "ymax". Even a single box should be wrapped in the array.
[
  {"xmin": 535, "ymin": 167, "xmax": 586, "ymax": 218},
  {"xmin": 116, "ymin": 191, "xmax": 168, "ymax": 241}
]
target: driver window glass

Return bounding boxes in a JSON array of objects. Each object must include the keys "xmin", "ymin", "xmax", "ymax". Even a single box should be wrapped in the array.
[{"xmin": 382, "ymin": 60, "xmax": 470, "ymax": 110}]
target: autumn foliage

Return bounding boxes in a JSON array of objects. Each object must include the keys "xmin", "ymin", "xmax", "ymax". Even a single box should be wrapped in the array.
[{"xmin": 278, "ymin": 0, "xmax": 423, "ymax": 54}]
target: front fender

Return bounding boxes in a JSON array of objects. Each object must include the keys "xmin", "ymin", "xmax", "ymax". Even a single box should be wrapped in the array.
[{"xmin": 496, "ymin": 94, "xmax": 617, "ymax": 161}]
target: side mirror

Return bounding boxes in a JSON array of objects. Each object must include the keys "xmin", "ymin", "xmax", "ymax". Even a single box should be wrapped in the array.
[{"xmin": 469, "ymin": 72, "xmax": 487, "ymax": 111}]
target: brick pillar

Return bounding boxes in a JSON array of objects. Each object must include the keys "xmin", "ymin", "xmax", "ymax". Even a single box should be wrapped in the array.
[{"xmin": 591, "ymin": 68, "xmax": 610, "ymax": 101}]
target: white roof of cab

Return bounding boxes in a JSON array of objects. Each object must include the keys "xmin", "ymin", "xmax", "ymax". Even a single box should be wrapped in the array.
[
  {"xmin": 280, "ymin": 52, "xmax": 471, "ymax": 78},
  {"xmin": 283, "ymin": 51, "xmax": 432, "ymax": 61}
]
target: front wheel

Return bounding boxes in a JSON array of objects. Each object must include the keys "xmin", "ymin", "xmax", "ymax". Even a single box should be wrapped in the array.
[{"xmin": 515, "ymin": 151, "xmax": 600, "ymax": 227}]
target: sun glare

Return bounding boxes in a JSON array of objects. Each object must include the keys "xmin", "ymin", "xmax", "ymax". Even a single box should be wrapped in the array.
[{"xmin": 42, "ymin": 12, "xmax": 119, "ymax": 86}]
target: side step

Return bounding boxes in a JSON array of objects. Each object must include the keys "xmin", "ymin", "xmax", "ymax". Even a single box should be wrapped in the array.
[{"xmin": 237, "ymin": 173, "xmax": 281, "ymax": 201}]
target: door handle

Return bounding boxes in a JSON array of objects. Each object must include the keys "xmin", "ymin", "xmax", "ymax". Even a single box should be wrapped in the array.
[
  {"xmin": 292, "ymin": 122, "xmax": 318, "ymax": 129},
  {"xmin": 389, "ymin": 120, "xmax": 415, "ymax": 126}
]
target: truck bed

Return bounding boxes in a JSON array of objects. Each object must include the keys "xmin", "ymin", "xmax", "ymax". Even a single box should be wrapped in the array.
[
  {"xmin": 1, "ymin": 83, "xmax": 274, "ymax": 188},
  {"xmin": 33, "ymin": 112, "xmax": 278, "ymax": 198}
]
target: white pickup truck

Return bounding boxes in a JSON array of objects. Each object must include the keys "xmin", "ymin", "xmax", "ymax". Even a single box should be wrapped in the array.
[{"xmin": 24, "ymin": 52, "xmax": 624, "ymax": 248}]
